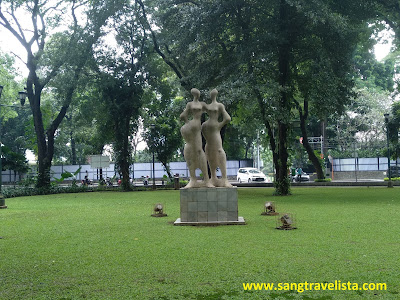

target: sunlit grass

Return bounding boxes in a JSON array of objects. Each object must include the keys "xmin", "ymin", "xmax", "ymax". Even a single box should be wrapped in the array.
[{"xmin": 0, "ymin": 188, "xmax": 399, "ymax": 299}]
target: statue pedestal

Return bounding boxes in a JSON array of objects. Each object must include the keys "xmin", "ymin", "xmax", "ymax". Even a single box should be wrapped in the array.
[{"xmin": 174, "ymin": 187, "xmax": 245, "ymax": 226}]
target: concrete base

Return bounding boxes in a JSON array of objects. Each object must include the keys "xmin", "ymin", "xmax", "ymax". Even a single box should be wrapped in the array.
[
  {"xmin": 261, "ymin": 212, "xmax": 279, "ymax": 216},
  {"xmin": 174, "ymin": 216, "xmax": 246, "ymax": 226},
  {"xmin": 175, "ymin": 187, "xmax": 245, "ymax": 226},
  {"xmin": 151, "ymin": 213, "xmax": 168, "ymax": 217},
  {"xmin": 0, "ymin": 197, "xmax": 6, "ymax": 209}
]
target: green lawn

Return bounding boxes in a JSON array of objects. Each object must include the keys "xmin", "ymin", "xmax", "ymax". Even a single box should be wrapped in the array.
[{"xmin": 0, "ymin": 188, "xmax": 399, "ymax": 299}]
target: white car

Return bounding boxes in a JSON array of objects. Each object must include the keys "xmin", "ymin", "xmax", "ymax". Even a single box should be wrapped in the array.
[
  {"xmin": 237, "ymin": 168, "xmax": 268, "ymax": 183},
  {"xmin": 293, "ymin": 172, "xmax": 310, "ymax": 182}
]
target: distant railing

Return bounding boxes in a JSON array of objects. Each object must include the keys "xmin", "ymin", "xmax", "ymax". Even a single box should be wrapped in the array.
[
  {"xmin": 332, "ymin": 157, "xmax": 400, "ymax": 172},
  {"xmin": 1, "ymin": 159, "xmax": 254, "ymax": 183}
]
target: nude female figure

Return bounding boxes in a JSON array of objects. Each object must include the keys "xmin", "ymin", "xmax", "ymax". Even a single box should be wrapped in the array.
[
  {"xmin": 180, "ymin": 88, "xmax": 213, "ymax": 188},
  {"xmin": 201, "ymin": 89, "xmax": 233, "ymax": 188}
]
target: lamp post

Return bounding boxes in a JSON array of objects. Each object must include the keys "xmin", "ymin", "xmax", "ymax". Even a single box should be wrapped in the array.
[
  {"xmin": 0, "ymin": 86, "xmax": 28, "ymax": 208},
  {"xmin": 150, "ymin": 124, "xmax": 156, "ymax": 190},
  {"xmin": 384, "ymin": 113, "xmax": 393, "ymax": 188},
  {"xmin": 0, "ymin": 85, "xmax": 5, "ymax": 209}
]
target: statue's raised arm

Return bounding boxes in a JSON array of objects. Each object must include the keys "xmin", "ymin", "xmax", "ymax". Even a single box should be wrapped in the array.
[{"xmin": 219, "ymin": 103, "xmax": 231, "ymax": 127}]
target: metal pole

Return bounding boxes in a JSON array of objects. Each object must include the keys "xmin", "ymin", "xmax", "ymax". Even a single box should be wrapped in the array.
[
  {"xmin": 321, "ymin": 120, "xmax": 326, "ymax": 157},
  {"xmin": 387, "ymin": 132, "xmax": 392, "ymax": 187},
  {"xmin": 354, "ymin": 143, "xmax": 358, "ymax": 183},
  {"xmin": 384, "ymin": 114, "xmax": 393, "ymax": 188},
  {"xmin": 387, "ymin": 127, "xmax": 393, "ymax": 187},
  {"xmin": 152, "ymin": 151, "xmax": 155, "ymax": 190},
  {"xmin": 0, "ymin": 87, "xmax": 6, "ymax": 209},
  {"xmin": 257, "ymin": 130, "xmax": 260, "ymax": 169},
  {"xmin": 320, "ymin": 135, "xmax": 323, "ymax": 155}
]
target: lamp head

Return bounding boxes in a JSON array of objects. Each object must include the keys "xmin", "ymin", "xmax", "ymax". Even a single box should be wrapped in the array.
[
  {"xmin": 384, "ymin": 113, "xmax": 389, "ymax": 123},
  {"xmin": 18, "ymin": 91, "xmax": 28, "ymax": 106}
]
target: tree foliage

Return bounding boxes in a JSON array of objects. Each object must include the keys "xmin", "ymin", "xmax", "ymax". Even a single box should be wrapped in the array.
[
  {"xmin": 143, "ymin": 0, "xmax": 374, "ymax": 193},
  {"xmin": 141, "ymin": 57, "xmax": 183, "ymax": 179},
  {"xmin": 1, "ymin": 145, "xmax": 29, "ymax": 176}
]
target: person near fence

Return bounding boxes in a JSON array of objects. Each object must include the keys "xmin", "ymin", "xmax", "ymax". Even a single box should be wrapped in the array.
[{"xmin": 296, "ymin": 167, "xmax": 302, "ymax": 182}]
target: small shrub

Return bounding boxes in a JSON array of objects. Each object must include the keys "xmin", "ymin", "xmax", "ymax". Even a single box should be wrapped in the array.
[
  {"xmin": 314, "ymin": 178, "xmax": 332, "ymax": 182},
  {"xmin": 179, "ymin": 179, "xmax": 188, "ymax": 185},
  {"xmin": 384, "ymin": 177, "xmax": 400, "ymax": 181},
  {"xmin": 18, "ymin": 175, "xmax": 36, "ymax": 187},
  {"xmin": 53, "ymin": 167, "xmax": 82, "ymax": 185}
]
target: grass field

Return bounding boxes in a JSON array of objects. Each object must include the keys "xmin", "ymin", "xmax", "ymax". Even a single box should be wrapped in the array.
[{"xmin": 0, "ymin": 187, "xmax": 399, "ymax": 299}]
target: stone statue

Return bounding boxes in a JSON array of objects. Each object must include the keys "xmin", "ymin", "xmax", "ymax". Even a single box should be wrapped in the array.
[
  {"xmin": 202, "ymin": 89, "xmax": 233, "ymax": 188},
  {"xmin": 180, "ymin": 88, "xmax": 213, "ymax": 188}
]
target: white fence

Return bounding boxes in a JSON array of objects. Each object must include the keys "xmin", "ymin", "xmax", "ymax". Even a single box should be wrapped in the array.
[
  {"xmin": 332, "ymin": 157, "xmax": 400, "ymax": 172},
  {"xmin": 1, "ymin": 160, "xmax": 253, "ymax": 183}
]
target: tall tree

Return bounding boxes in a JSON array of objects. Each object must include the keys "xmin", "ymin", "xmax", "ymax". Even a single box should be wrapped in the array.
[
  {"xmin": 90, "ymin": 1, "xmax": 150, "ymax": 190},
  {"xmin": 0, "ymin": 0, "xmax": 125, "ymax": 188},
  {"xmin": 100, "ymin": 77, "xmax": 143, "ymax": 190}
]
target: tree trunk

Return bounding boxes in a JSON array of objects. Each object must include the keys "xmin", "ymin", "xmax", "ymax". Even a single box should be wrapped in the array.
[
  {"xmin": 265, "ymin": 121, "xmax": 279, "ymax": 183},
  {"xmin": 298, "ymin": 100, "xmax": 325, "ymax": 179},
  {"xmin": 70, "ymin": 131, "xmax": 77, "ymax": 165},
  {"xmin": 245, "ymin": 140, "xmax": 251, "ymax": 160},
  {"xmin": 274, "ymin": 0, "xmax": 292, "ymax": 195},
  {"xmin": 120, "ymin": 158, "xmax": 131, "ymax": 191},
  {"xmin": 28, "ymin": 79, "xmax": 52, "ymax": 188},
  {"xmin": 253, "ymin": 89, "xmax": 280, "ymax": 182},
  {"xmin": 160, "ymin": 160, "xmax": 173, "ymax": 180},
  {"xmin": 276, "ymin": 122, "xmax": 290, "ymax": 195},
  {"xmin": 118, "ymin": 117, "xmax": 132, "ymax": 191}
]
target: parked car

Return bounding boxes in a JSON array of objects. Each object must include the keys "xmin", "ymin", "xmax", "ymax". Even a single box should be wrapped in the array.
[
  {"xmin": 293, "ymin": 171, "xmax": 310, "ymax": 182},
  {"xmin": 237, "ymin": 168, "xmax": 268, "ymax": 183}
]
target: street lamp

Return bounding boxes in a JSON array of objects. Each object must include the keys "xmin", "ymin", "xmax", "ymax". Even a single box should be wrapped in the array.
[
  {"xmin": 384, "ymin": 113, "xmax": 393, "ymax": 188},
  {"xmin": 0, "ymin": 85, "xmax": 4, "ymax": 209},
  {"xmin": 150, "ymin": 124, "xmax": 156, "ymax": 190},
  {"xmin": 0, "ymin": 86, "xmax": 28, "ymax": 209}
]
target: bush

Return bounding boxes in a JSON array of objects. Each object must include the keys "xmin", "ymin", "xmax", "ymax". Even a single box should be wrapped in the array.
[
  {"xmin": 314, "ymin": 178, "xmax": 332, "ymax": 182},
  {"xmin": 384, "ymin": 177, "xmax": 400, "ymax": 181},
  {"xmin": 179, "ymin": 179, "xmax": 189, "ymax": 186},
  {"xmin": 18, "ymin": 175, "xmax": 36, "ymax": 187},
  {"xmin": 3, "ymin": 181, "xmax": 182, "ymax": 198},
  {"xmin": 3, "ymin": 185, "xmax": 91, "ymax": 198}
]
